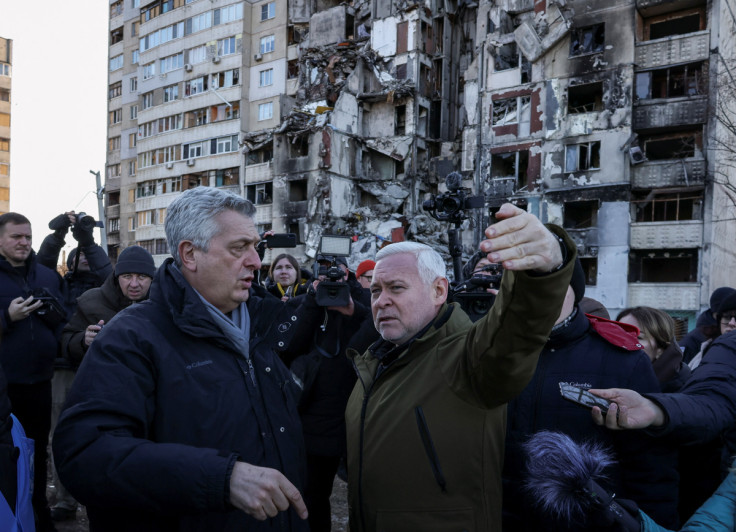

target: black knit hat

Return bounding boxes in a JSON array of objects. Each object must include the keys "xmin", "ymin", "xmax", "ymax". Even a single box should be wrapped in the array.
[
  {"xmin": 717, "ymin": 290, "xmax": 736, "ymax": 316},
  {"xmin": 711, "ymin": 287, "xmax": 736, "ymax": 315},
  {"xmin": 570, "ymin": 258, "xmax": 585, "ymax": 305},
  {"xmin": 115, "ymin": 246, "xmax": 155, "ymax": 277}
]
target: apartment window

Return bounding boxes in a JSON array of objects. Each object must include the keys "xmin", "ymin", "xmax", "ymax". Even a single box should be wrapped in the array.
[
  {"xmin": 131, "ymin": 21, "xmax": 139, "ymax": 37},
  {"xmin": 644, "ymin": 8, "xmax": 705, "ymax": 40},
  {"xmin": 109, "ymin": 218, "xmax": 120, "ymax": 233},
  {"xmin": 642, "ymin": 131, "xmax": 701, "ymax": 160},
  {"xmin": 110, "ymin": 0, "xmax": 123, "ymax": 17},
  {"xmin": 210, "ymin": 102, "xmax": 239, "ymax": 122},
  {"xmin": 246, "ymin": 182, "xmax": 273, "ymax": 204},
  {"xmin": 0, "ymin": 89, "xmax": 9, "ymax": 102},
  {"xmin": 132, "ymin": 49, "xmax": 139, "ymax": 64},
  {"xmin": 188, "ymin": 45, "xmax": 207, "ymax": 64},
  {"xmin": 129, "ymin": 133, "xmax": 137, "ymax": 148},
  {"xmin": 132, "ymin": 0, "xmax": 140, "ymax": 7},
  {"xmin": 563, "ymin": 200, "xmax": 598, "ymax": 229},
  {"xmin": 288, "ymin": 179, "xmax": 308, "ymax": 201},
  {"xmin": 289, "ymin": 136, "xmax": 309, "ymax": 157},
  {"xmin": 211, "ymin": 68, "xmax": 240, "ymax": 89},
  {"xmin": 130, "ymin": 105, "xmax": 138, "ymax": 119},
  {"xmin": 130, "ymin": 77, "xmax": 138, "ymax": 92},
  {"xmin": 216, "ymin": 167, "xmax": 239, "ymax": 187},
  {"xmin": 106, "ymin": 163, "xmax": 122, "ymax": 178},
  {"xmin": 261, "ymin": 2, "xmax": 275, "ymax": 21},
  {"xmin": 185, "ymin": 77, "xmax": 207, "ymax": 96},
  {"xmin": 109, "ymin": 109, "xmax": 122, "ymax": 125},
  {"xmin": 128, "ymin": 160, "xmax": 137, "ymax": 176},
  {"xmin": 160, "ymin": 52, "xmax": 184, "ymax": 74},
  {"xmin": 0, "ymin": 64, "xmax": 10, "ymax": 77},
  {"xmin": 183, "ymin": 141, "xmax": 206, "ymax": 158},
  {"xmin": 163, "ymin": 84, "xmax": 179, "ymax": 102},
  {"xmin": 143, "ymin": 62, "xmax": 156, "ymax": 80},
  {"xmin": 185, "ymin": 12, "xmax": 212, "ymax": 35},
  {"xmin": 217, "ymin": 36, "xmax": 237, "ymax": 56},
  {"xmin": 108, "ymin": 191, "xmax": 121, "ymax": 206},
  {"xmin": 214, "ymin": 3, "xmax": 243, "ymax": 24},
  {"xmin": 111, "ymin": 26, "xmax": 124, "ymax": 45},
  {"xmin": 635, "ymin": 63, "xmax": 706, "ymax": 100},
  {"xmin": 260, "ymin": 35, "xmax": 275, "ymax": 54},
  {"xmin": 155, "ymin": 238, "xmax": 169, "ymax": 254},
  {"xmin": 214, "ymin": 135, "xmax": 238, "ymax": 154},
  {"xmin": 492, "ymin": 96, "xmax": 530, "ymax": 126},
  {"xmin": 184, "ymin": 108, "xmax": 208, "ymax": 127},
  {"xmin": 288, "ymin": 59, "xmax": 298, "ymax": 79},
  {"xmin": 142, "ymin": 91, "xmax": 154, "ymax": 110},
  {"xmin": 0, "ymin": 139, "xmax": 8, "ymax": 152},
  {"xmin": 246, "ymin": 144, "xmax": 274, "ymax": 165},
  {"xmin": 162, "ymin": 177, "xmax": 182, "ymax": 193},
  {"xmin": 137, "ymin": 182, "xmax": 156, "ymax": 198},
  {"xmin": 0, "ymin": 163, "xmax": 8, "ymax": 175},
  {"xmin": 0, "ymin": 114, "xmax": 11, "ymax": 128},
  {"xmin": 565, "ymin": 141, "xmax": 601, "ymax": 172},
  {"xmin": 110, "ymin": 54, "xmax": 124, "ymax": 71},
  {"xmin": 490, "ymin": 151, "xmax": 530, "ymax": 189},
  {"xmin": 259, "ymin": 68, "xmax": 273, "ymax": 87},
  {"xmin": 158, "ymin": 114, "xmax": 182, "ymax": 132},
  {"xmin": 109, "ymin": 81, "xmax": 122, "ymax": 99},
  {"xmin": 137, "ymin": 210, "xmax": 155, "ymax": 227},
  {"xmin": 629, "ymin": 249, "xmax": 698, "ymax": 283},
  {"xmin": 632, "ymin": 190, "xmax": 703, "ymax": 222},
  {"xmin": 258, "ymin": 102, "xmax": 273, "ymax": 121},
  {"xmin": 568, "ymin": 82, "xmax": 604, "ymax": 113},
  {"xmin": 108, "ymin": 136, "xmax": 121, "ymax": 152},
  {"xmin": 128, "ymin": 216, "xmax": 136, "ymax": 232},
  {"xmin": 570, "ymin": 24, "xmax": 605, "ymax": 56}
]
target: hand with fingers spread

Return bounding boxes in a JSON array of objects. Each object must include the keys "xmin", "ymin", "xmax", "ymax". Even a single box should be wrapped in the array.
[
  {"xmin": 480, "ymin": 203, "xmax": 563, "ymax": 273},
  {"xmin": 229, "ymin": 462, "xmax": 308, "ymax": 521},
  {"xmin": 8, "ymin": 296, "xmax": 43, "ymax": 322},
  {"xmin": 589, "ymin": 388, "xmax": 665, "ymax": 430}
]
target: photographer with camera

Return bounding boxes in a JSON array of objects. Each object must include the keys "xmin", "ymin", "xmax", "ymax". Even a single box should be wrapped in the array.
[{"xmin": 0, "ymin": 212, "xmax": 67, "ymax": 531}]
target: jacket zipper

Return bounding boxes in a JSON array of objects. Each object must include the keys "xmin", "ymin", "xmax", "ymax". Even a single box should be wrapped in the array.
[{"xmin": 414, "ymin": 406, "xmax": 447, "ymax": 492}]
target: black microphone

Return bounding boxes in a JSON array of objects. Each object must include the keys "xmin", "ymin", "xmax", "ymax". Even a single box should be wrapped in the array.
[{"xmin": 523, "ymin": 431, "xmax": 641, "ymax": 531}]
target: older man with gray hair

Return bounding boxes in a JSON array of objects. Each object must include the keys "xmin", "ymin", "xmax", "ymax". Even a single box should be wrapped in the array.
[
  {"xmin": 53, "ymin": 187, "xmax": 309, "ymax": 531},
  {"xmin": 345, "ymin": 203, "xmax": 576, "ymax": 532}
]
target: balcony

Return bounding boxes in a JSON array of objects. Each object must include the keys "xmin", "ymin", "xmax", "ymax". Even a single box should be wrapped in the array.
[
  {"xmin": 105, "ymin": 204, "xmax": 120, "ymax": 219},
  {"xmin": 631, "ymin": 158, "xmax": 706, "ymax": 188},
  {"xmin": 245, "ymin": 161, "xmax": 273, "ymax": 184},
  {"xmin": 633, "ymin": 97, "xmax": 707, "ymax": 130},
  {"xmin": 627, "ymin": 283, "xmax": 699, "ymax": 311},
  {"xmin": 565, "ymin": 227, "xmax": 599, "ymax": 256},
  {"xmin": 635, "ymin": 30, "xmax": 709, "ymax": 70},
  {"xmin": 629, "ymin": 220, "xmax": 702, "ymax": 249},
  {"xmin": 254, "ymin": 203, "xmax": 273, "ymax": 225}
]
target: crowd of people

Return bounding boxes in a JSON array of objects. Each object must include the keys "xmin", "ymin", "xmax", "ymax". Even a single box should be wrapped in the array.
[{"xmin": 0, "ymin": 187, "xmax": 735, "ymax": 531}]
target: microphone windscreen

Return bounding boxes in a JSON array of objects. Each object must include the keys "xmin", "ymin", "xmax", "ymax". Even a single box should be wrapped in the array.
[{"xmin": 523, "ymin": 430, "xmax": 614, "ymax": 527}]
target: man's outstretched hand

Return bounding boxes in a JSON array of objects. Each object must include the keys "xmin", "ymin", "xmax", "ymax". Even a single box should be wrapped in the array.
[
  {"xmin": 229, "ymin": 462, "xmax": 308, "ymax": 521},
  {"xmin": 589, "ymin": 388, "xmax": 666, "ymax": 430}
]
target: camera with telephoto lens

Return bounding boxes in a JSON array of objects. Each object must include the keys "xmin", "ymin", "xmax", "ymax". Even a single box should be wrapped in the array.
[
  {"xmin": 451, "ymin": 264, "xmax": 503, "ymax": 323},
  {"xmin": 74, "ymin": 212, "xmax": 98, "ymax": 232},
  {"xmin": 28, "ymin": 287, "xmax": 67, "ymax": 327},
  {"xmin": 422, "ymin": 172, "xmax": 485, "ymax": 224},
  {"xmin": 313, "ymin": 235, "xmax": 352, "ymax": 307}
]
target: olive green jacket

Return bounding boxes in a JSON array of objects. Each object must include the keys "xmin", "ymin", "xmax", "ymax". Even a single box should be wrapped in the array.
[{"xmin": 345, "ymin": 228, "xmax": 575, "ymax": 532}]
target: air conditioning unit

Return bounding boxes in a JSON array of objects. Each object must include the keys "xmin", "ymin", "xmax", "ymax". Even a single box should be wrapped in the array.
[
  {"xmin": 186, "ymin": 159, "xmax": 195, "ymax": 166},
  {"xmin": 184, "ymin": 63, "xmax": 193, "ymax": 72},
  {"xmin": 254, "ymin": 53, "xmax": 263, "ymax": 62},
  {"xmin": 212, "ymin": 56, "xmax": 221, "ymax": 64},
  {"xmin": 629, "ymin": 146, "xmax": 647, "ymax": 165},
  {"xmin": 165, "ymin": 162, "xmax": 174, "ymax": 169}
]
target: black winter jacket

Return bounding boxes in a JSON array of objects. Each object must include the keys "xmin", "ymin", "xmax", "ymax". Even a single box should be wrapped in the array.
[
  {"xmin": 53, "ymin": 259, "xmax": 309, "ymax": 532},
  {"xmin": 503, "ymin": 309, "xmax": 680, "ymax": 530},
  {"xmin": 61, "ymin": 272, "xmax": 144, "ymax": 366},
  {"xmin": 0, "ymin": 252, "xmax": 66, "ymax": 383}
]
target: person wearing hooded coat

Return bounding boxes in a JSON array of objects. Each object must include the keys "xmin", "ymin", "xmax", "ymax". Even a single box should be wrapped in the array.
[{"xmin": 502, "ymin": 259, "xmax": 680, "ymax": 530}]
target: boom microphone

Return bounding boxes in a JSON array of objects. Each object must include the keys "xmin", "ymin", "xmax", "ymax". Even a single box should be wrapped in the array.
[{"xmin": 523, "ymin": 431, "xmax": 641, "ymax": 531}]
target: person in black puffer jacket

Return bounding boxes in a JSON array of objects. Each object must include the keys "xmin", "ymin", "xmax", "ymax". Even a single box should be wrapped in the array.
[{"xmin": 264, "ymin": 253, "xmax": 311, "ymax": 300}]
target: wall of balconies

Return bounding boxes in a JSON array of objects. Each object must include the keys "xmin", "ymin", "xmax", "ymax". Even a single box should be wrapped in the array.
[
  {"xmin": 633, "ymin": 97, "xmax": 708, "ymax": 130},
  {"xmin": 244, "ymin": 161, "xmax": 273, "ymax": 183},
  {"xmin": 629, "ymin": 220, "xmax": 703, "ymax": 248},
  {"xmin": 631, "ymin": 158, "xmax": 706, "ymax": 188},
  {"xmin": 627, "ymin": 283, "xmax": 700, "ymax": 310},
  {"xmin": 635, "ymin": 30, "xmax": 709, "ymax": 69}
]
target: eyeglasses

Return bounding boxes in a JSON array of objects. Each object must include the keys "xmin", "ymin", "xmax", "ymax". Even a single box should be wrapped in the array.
[{"xmin": 721, "ymin": 312, "xmax": 736, "ymax": 324}]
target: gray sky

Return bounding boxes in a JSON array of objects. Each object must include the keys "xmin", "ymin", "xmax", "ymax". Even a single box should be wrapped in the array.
[{"xmin": 0, "ymin": 0, "xmax": 108, "ymax": 259}]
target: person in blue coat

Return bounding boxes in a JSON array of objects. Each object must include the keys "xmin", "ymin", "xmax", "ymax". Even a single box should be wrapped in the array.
[{"xmin": 53, "ymin": 187, "xmax": 309, "ymax": 531}]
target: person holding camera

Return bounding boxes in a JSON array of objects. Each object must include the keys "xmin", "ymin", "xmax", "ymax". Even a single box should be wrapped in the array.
[{"xmin": 0, "ymin": 212, "xmax": 66, "ymax": 532}]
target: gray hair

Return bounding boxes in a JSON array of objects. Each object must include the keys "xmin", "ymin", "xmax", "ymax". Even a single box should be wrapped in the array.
[
  {"xmin": 375, "ymin": 242, "xmax": 446, "ymax": 285},
  {"xmin": 165, "ymin": 187, "xmax": 256, "ymax": 266}
]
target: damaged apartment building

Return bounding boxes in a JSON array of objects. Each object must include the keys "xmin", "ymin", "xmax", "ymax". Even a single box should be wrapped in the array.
[{"xmin": 105, "ymin": 0, "xmax": 736, "ymax": 325}]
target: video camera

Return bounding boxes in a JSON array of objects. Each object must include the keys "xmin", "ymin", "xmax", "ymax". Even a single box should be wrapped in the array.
[
  {"xmin": 451, "ymin": 263, "xmax": 503, "ymax": 322},
  {"xmin": 313, "ymin": 235, "xmax": 352, "ymax": 307},
  {"xmin": 422, "ymin": 172, "xmax": 485, "ymax": 224},
  {"xmin": 74, "ymin": 212, "xmax": 104, "ymax": 231}
]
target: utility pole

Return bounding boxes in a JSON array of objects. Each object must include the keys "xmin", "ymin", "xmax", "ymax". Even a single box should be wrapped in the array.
[{"xmin": 90, "ymin": 170, "xmax": 108, "ymax": 254}]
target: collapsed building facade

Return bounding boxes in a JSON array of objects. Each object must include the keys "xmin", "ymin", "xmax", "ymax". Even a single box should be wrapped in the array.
[{"xmin": 105, "ymin": 0, "xmax": 736, "ymax": 327}]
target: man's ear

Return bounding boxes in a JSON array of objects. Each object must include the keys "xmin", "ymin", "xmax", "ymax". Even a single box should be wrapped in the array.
[
  {"xmin": 178, "ymin": 241, "xmax": 197, "ymax": 272},
  {"xmin": 432, "ymin": 277, "xmax": 449, "ymax": 305}
]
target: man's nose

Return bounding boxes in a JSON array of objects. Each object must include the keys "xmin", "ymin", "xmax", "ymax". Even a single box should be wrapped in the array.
[{"xmin": 245, "ymin": 248, "xmax": 261, "ymax": 271}]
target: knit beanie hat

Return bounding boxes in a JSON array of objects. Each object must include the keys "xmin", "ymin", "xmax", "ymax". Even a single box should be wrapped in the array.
[
  {"xmin": 695, "ymin": 309, "xmax": 717, "ymax": 328},
  {"xmin": 115, "ymin": 245, "xmax": 155, "ymax": 277},
  {"xmin": 717, "ymin": 290, "xmax": 736, "ymax": 316},
  {"xmin": 710, "ymin": 287, "xmax": 736, "ymax": 315},
  {"xmin": 570, "ymin": 258, "xmax": 586, "ymax": 305},
  {"xmin": 356, "ymin": 260, "xmax": 376, "ymax": 278}
]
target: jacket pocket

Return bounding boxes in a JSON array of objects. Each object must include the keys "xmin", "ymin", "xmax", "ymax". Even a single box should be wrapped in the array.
[
  {"xmin": 415, "ymin": 405, "xmax": 447, "ymax": 492},
  {"xmin": 376, "ymin": 507, "xmax": 475, "ymax": 532}
]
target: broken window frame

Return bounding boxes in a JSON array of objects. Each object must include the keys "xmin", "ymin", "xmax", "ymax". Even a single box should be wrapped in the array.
[
  {"xmin": 288, "ymin": 179, "xmax": 308, "ymax": 202},
  {"xmin": 635, "ymin": 62, "xmax": 707, "ymax": 100},
  {"xmin": 245, "ymin": 182, "xmax": 273, "ymax": 205},
  {"xmin": 641, "ymin": 130, "xmax": 701, "ymax": 161},
  {"xmin": 569, "ymin": 24, "xmax": 605, "ymax": 57},
  {"xmin": 565, "ymin": 141, "xmax": 601, "ymax": 172},
  {"xmin": 567, "ymin": 81, "xmax": 604, "ymax": 114},
  {"xmin": 489, "ymin": 150, "xmax": 530, "ymax": 192},
  {"xmin": 246, "ymin": 144, "xmax": 274, "ymax": 166},
  {"xmin": 110, "ymin": 26, "xmax": 124, "ymax": 45},
  {"xmin": 643, "ymin": 7, "xmax": 705, "ymax": 41},
  {"xmin": 628, "ymin": 248, "xmax": 699, "ymax": 283},
  {"xmin": 563, "ymin": 200, "xmax": 599, "ymax": 229},
  {"xmin": 631, "ymin": 189, "xmax": 704, "ymax": 222},
  {"xmin": 492, "ymin": 95, "xmax": 531, "ymax": 128}
]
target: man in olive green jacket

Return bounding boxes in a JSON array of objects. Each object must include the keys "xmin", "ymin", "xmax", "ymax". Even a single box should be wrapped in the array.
[{"xmin": 345, "ymin": 203, "xmax": 575, "ymax": 532}]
